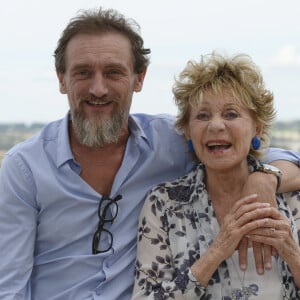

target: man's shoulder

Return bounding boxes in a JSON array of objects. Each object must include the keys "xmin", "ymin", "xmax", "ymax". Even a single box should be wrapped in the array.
[
  {"xmin": 7, "ymin": 118, "xmax": 64, "ymax": 156},
  {"xmin": 131, "ymin": 113, "xmax": 176, "ymax": 131},
  {"xmin": 132, "ymin": 113, "xmax": 175, "ymax": 121}
]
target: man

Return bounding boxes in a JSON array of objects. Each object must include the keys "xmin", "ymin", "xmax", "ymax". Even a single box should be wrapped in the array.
[{"xmin": 0, "ymin": 8, "xmax": 299, "ymax": 300}]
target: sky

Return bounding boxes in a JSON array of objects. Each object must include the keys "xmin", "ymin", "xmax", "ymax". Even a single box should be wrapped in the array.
[{"xmin": 1, "ymin": 0, "xmax": 300, "ymax": 124}]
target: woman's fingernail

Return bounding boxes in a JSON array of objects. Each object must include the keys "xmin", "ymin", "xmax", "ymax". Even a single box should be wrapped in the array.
[
  {"xmin": 257, "ymin": 268, "xmax": 264, "ymax": 275},
  {"xmin": 265, "ymin": 262, "xmax": 272, "ymax": 270}
]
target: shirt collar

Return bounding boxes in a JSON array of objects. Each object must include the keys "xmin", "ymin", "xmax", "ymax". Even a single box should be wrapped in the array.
[
  {"xmin": 128, "ymin": 115, "xmax": 151, "ymax": 148},
  {"xmin": 56, "ymin": 113, "xmax": 151, "ymax": 168}
]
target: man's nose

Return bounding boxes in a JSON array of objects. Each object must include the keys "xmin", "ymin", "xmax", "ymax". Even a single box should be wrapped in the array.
[{"xmin": 89, "ymin": 73, "xmax": 108, "ymax": 97}]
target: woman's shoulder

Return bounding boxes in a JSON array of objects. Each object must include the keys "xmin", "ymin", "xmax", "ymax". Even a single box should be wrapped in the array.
[{"xmin": 146, "ymin": 164, "xmax": 206, "ymax": 204}]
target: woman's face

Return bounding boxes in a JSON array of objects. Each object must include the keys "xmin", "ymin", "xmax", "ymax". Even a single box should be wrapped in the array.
[{"xmin": 185, "ymin": 89, "xmax": 260, "ymax": 172}]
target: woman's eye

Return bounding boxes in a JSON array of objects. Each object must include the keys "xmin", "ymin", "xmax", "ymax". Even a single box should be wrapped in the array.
[
  {"xmin": 196, "ymin": 112, "xmax": 210, "ymax": 121},
  {"xmin": 224, "ymin": 110, "xmax": 238, "ymax": 119}
]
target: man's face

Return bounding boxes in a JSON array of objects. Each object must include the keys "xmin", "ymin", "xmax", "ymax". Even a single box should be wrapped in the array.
[{"xmin": 57, "ymin": 32, "xmax": 146, "ymax": 147}]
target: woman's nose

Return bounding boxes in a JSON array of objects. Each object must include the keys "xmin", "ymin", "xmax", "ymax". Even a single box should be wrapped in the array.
[{"xmin": 208, "ymin": 116, "xmax": 226, "ymax": 131}]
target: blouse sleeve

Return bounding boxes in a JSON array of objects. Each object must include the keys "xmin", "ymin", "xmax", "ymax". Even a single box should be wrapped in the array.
[
  {"xmin": 132, "ymin": 188, "xmax": 206, "ymax": 300},
  {"xmin": 285, "ymin": 190, "xmax": 300, "ymax": 243}
]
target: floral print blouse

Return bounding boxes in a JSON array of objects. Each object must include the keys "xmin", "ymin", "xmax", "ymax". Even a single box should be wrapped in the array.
[{"xmin": 132, "ymin": 163, "xmax": 300, "ymax": 300}]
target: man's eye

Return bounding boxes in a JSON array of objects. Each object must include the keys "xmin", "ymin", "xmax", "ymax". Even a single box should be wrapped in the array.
[
  {"xmin": 106, "ymin": 69, "xmax": 122, "ymax": 76},
  {"xmin": 75, "ymin": 70, "xmax": 90, "ymax": 78}
]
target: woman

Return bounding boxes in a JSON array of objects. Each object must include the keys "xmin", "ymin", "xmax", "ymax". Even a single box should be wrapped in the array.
[{"xmin": 132, "ymin": 53, "xmax": 300, "ymax": 299}]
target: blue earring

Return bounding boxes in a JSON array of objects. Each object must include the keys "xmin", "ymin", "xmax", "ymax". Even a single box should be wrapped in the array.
[
  {"xmin": 188, "ymin": 139, "xmax": 195, "ymax": 153},
  {"xmin": 251, "ymin": 136, "xmax": 261, "ymax": 150}
]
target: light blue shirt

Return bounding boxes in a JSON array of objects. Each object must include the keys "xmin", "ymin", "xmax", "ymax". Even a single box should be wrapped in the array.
[{"xmin": 0, "ymin": 113, "xmax": 299, "ymax": 300}]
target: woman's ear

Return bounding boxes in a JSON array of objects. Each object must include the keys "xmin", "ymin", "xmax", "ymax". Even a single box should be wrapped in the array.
[
  {"xmin": 183, "ymin": 125, "xmax": 190, "ymax": 140},
  {"xmin": 255, "ymin": 123, "xmax": 264, "ymax": 137}
]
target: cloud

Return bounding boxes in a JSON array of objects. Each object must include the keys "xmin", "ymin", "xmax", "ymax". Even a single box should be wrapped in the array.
[
  {"xmin": 2, "ymin": 0, "xmax": 300, "ymax": 123},
  {"xmin": 270, "ymin": 46, "xmax": 300, "ymax": 66}
]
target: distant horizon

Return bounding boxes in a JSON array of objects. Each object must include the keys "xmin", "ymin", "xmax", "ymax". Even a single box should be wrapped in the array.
[
  {"xmin": 1, "ymin": 0, "xmax": 300, "ymax": 123},
  {"xmin": 1, "ymin": 115, "xmax": 300, "ymax": 126}
]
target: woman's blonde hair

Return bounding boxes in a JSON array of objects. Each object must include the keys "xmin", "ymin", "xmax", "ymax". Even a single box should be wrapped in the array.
[{"xmin": 173, "ymin": 52, "xmax": 276, "ymax": 157}]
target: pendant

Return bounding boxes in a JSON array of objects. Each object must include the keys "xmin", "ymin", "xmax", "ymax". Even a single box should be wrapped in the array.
[{"xmin": 231, "ymin": 287, "xmax": 251, "ymax": 300}]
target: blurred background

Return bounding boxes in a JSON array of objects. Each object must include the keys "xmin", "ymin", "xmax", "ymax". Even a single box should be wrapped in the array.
[{"xmin": 1, "ymin": 0, "xmax": 299, "ymax": 163}]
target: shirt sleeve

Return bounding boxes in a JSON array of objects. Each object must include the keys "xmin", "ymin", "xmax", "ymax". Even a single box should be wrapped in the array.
[
  {"xmin": 0, "ymin": 153, "xmax": 38, "ymax": 298},
  {"xmin": 263, "ymin": 147, "xmax": 300, "ymax": 166},
  {"xmin": 132, "ymin": 189, "xmax": 206, "ymax": 300}
]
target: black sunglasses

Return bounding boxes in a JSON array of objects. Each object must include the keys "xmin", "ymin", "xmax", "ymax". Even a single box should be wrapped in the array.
[{"xmin": 92, "ymin": 194, "xmax": 122, "ymax": 254}]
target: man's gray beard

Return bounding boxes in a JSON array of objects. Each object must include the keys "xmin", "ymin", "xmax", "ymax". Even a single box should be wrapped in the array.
[{"xmin": 71, "ymin": 110, "xmax": 127, "ymax": 148}]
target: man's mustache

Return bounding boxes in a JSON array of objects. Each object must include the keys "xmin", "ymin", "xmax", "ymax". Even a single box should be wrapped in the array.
[{"xmin": 78, "ymin": 96, "xmax": 119, "ymax": 104}]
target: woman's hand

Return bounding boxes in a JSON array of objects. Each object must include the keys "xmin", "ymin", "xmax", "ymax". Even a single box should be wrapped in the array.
[
  {"xmin": 246, "ymin": 209, "xmax": 300, "ymax": 287},
  {"xmin": 210, "ymin": 194, "xmax": 273, "ymax": 263},
  {"xmin": 239, "ymin": 171, "xmax": 277, "ymax": 274},
  {"xmin": 246, "ymin": 208, "xmax": 297, "ymax": 260},
  {"xmin": 191, "ymin": 194, "xmax": 279, "ymax": 286}
]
